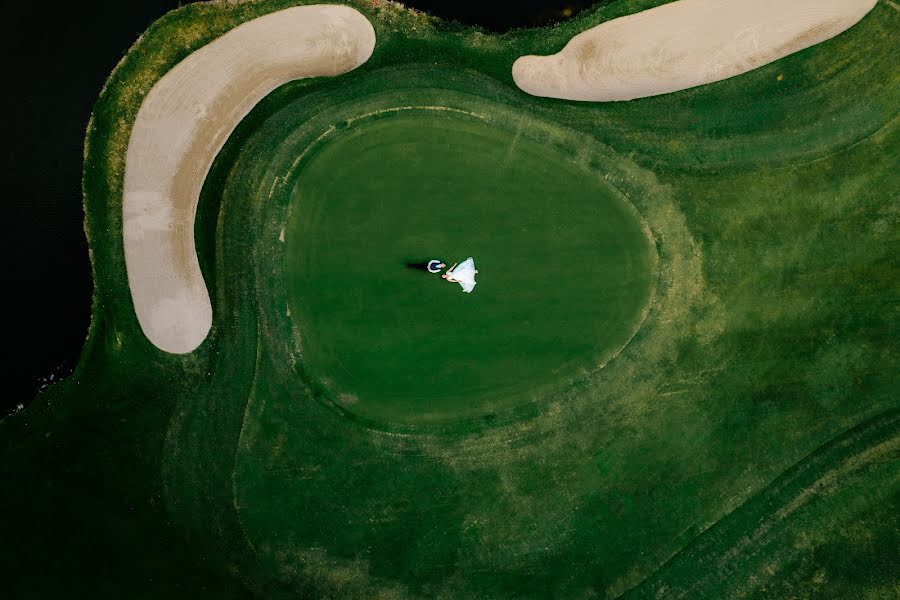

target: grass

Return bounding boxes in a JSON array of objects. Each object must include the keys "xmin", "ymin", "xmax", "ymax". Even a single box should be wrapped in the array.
[
  {"xmin": 282, "ymin": 106, "xmax": 655, "ymax": 425},
  {"xmin": 1, "ymin": 0, "xmax": 897, "ymax": 597}
]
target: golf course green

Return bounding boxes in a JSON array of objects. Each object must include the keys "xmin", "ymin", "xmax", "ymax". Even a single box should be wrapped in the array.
[
  {"xmin": 1, "ymin": 0, "xmax": 897, "ymax": 598},
  {"xmin": 285, "ymin": 107, "xmax": 655, "ymax": 424}
]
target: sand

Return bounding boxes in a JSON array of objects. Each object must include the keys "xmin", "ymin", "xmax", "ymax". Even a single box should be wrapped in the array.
[
  {"xmin": 512, "ymin": 0, "xmax": 877, "ymax": 102},
  {"xmin": 123, "ymin": 5, "xmax": 376, "ymax": 353}
]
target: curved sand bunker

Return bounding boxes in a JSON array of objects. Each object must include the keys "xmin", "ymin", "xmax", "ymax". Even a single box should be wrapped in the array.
[
  {"xmin": 513, "ymin": 0, "xmax": 876, "ymax": 101},
  {"xmin": 123, "ymin": 5, "xmax": 375, "ymax": 353}
]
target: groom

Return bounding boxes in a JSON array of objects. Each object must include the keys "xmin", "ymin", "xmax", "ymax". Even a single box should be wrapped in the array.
[{"xmin": 405, "ymin": 259, "xmax": 446, "ymax": 273}]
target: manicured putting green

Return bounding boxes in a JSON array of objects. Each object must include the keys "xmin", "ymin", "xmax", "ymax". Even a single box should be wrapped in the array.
[{"xmin": 285, "ymin": 110, "xmax": 656, "ymax": 425}]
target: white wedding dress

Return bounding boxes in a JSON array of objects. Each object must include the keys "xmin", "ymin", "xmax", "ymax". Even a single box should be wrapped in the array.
[{"xmin": 448, "ymin": 257, "xmax": 477, "ymax": 293}]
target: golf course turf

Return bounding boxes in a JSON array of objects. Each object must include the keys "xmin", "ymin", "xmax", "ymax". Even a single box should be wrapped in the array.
[
  {"xmin": 2, "ymin": 0, "xmax": 897, "ymax": 598},
  {"xmin": 283, "ymin": 104, "xmax": 656, "ymax": 425}
]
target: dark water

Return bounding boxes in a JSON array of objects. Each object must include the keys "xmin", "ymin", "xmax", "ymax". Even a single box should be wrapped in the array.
[{"xmin": 3, "ymin": 0, "xmax": 592, "ymax": 416}]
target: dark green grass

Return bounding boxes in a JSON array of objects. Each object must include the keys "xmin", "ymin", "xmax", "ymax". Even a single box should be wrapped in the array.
[
  {"xmin": 285, "ymin": 109, "xmax": 654, "ymax": 424},
  {"xmin": 1, "ymin": 0, "xmax": 897, "ymax": 597},
  {"xmin": 626, "ymin": 409, "xmax": 900, "ymax": 598}
]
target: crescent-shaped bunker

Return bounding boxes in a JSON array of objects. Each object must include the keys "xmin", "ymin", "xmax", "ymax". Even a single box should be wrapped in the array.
[
  {"xmin": 512, "ymin": 0, "xmax": 877, "ymax": 101},
  {"xmin": 123, "ymin": 5, "xmax": 375, "ymax": 353}
]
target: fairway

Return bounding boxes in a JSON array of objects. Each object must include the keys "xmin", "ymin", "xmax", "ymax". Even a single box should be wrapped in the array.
[
  {"xmin": 2, "ymin": 0, "xmax": 897, "ymax": 598},
  {"xmin": 285, "ymin": 109, "xmax": 655, "ymax": 424}
]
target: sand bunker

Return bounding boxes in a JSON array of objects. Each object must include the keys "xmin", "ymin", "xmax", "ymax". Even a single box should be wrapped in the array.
[
  {"xmin": 122, "ymin": 5, "xmax": 375, "ymax": 353},
  {"xmin": 512, "ymin": 0, "xmax": 876, "ymax": 101}
]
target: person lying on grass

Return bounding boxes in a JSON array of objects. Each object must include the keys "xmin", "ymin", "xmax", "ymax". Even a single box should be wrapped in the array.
[
  {"xmin": 442, "ymin": 258, "xmax": 478, "ymax": 293},
  {"xmin": 405, "ymin": 259, "xmax": 446, "ymax": 273}
]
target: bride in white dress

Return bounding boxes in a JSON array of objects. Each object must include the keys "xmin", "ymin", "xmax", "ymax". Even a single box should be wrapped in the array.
[{"xmin": 442, "ymin": 257, "xmax": 478, "ymax": 293}]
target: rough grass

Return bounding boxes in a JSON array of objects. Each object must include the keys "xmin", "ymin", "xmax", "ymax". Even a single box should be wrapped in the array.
[{"xmin": 1, "ymin": 0, "xmax": 897, "ymax": 598}]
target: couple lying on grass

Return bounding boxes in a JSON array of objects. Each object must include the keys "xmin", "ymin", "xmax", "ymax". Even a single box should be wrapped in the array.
[{"xmin": 406, "ymin": 257, "xmax": 478, "ymax": 293}]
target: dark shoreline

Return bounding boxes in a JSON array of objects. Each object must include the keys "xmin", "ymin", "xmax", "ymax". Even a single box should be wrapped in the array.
[{"xmin": 3, "ymin": 0, "xmax": 589, "ymax": 416}]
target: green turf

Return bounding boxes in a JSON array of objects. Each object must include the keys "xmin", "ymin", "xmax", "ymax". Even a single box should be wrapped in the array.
[
  {"xmin": 1, "ymin": 0, "xmax": 897, "ymax": 597},
  {"xmin": 285, "ymin": 109, "xmax": 655, "ymax": 424}
]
